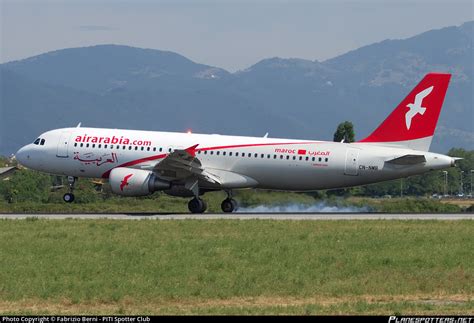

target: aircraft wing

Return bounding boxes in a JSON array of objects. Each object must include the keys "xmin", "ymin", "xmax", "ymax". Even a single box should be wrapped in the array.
[
  {"xmin": 385, "ymin": 154, "xmax": 426, "ymax": 165},
  {"xmin": 153, "ymin": 144, "xmax": 221, "ymax": 184},
  {"xmin": 151, "ymin": 144, "xmax": 258, "ymax": 188}
]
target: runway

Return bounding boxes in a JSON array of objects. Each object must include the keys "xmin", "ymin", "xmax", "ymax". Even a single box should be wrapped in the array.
[{"xmin": 0, "ymin": 213, "xmax": 472, "ymax": 220}]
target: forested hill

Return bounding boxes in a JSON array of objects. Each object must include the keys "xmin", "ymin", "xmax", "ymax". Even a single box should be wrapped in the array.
[{"xmin": 1, "ymin": 21, "xmax": 472, "ymax": 155}]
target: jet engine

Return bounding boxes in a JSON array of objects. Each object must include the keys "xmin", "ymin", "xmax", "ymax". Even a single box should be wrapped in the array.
[{"xmin": 109, "ymin": 167, "xmax": 170, "ymax": 196}]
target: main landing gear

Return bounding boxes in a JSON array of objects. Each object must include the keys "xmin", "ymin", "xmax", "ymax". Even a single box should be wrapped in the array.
[
  {"xmin": 221, "ymin": 198, "xmax": 238, "ymax": 213},
  {"xmin": 186, "ymin": 190, "xmax": 238, "ymax": 214},
  {"xmin": 188, "ymin": 197, "xmax": 207, "ymax": 214},
  {"xmin": 221, "ymin": 190, "xmax": 238, "ymax": 213},
  {"xmin": 63, "ymin": 176, "xmax": 77, "ymax": 203}
]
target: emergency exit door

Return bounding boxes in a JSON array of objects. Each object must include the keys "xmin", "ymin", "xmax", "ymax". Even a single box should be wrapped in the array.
[
  {"xmin": 56, "ymin": 131, "xmax": 71, "ymax": 158},
  {"xmin": 344, "ymin": 148, "xmax": 360, "ymax": 176}
]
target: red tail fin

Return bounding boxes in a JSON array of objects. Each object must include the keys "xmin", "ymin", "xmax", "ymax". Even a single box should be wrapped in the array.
[{"xmin": 359, "ymin": 73, "xmax": 451, "ymax": 151}]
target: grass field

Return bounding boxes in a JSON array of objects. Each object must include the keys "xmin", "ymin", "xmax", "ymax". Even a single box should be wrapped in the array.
[
  {"xmin": 0, "ymin": 219, "xmax": 472, "ymax": 314},
  {"xmin": 0, "ymin": 190, "xmax": 318, "ymax": 213},
  {"xmin": 0, "ymin": 190, "xmax": 469, "ymax": 213}
]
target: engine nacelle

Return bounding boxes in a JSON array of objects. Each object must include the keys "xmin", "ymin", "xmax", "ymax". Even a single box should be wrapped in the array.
[{"xmin": 109, "ymin": 167, "xmax": 170, "ymax": 196}]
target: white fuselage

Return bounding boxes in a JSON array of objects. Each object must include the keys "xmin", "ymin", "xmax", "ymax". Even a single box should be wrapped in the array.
[{"xmin": 16, "ymin": 127, "xmax": 455, "ymax": 191}]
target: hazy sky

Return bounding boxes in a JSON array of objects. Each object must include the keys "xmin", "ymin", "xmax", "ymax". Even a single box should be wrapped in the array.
[{"xmin": 1, "ymin": 0, "xmax": 472, "ymax": 72}]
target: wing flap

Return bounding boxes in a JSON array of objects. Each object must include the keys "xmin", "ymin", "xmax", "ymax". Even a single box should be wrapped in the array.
[
  {"xmin": 152, "ymin": 144, "xmax": 257, "ymax": 188},
  {"xmin": 153, "ymin": 144, "xmax": 221, "ymax": 184}
]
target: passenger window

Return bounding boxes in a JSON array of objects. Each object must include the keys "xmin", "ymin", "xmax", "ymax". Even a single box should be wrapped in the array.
[
  {"xmin": 110, "ymin": 145, "xmax": 114, "ymax": 149},
  {"xmin": 104, "ymin": 144, "xmax": 108, "ymax": 148},
  {"xmin": 286, "ymin": 155, "xmax": 289, "ymax": 160},
  {"xmin": 122, "ymin": 145, "xmax": 126, "ymax": 150},
  {"xmin": 74, "ymin": 143, "xmax": 77, "ymax": 147},
  {"xmin": 254, "ymin": 153, "xmax": 258, "ymax": 158},
  {"xmin": 217, "ymin": 151, "xmax": 220, "ymax": 155},
  {"xmin": 141, "ymin": 147, "xmax": 144, "ymax": 151},
  {"xmin": 299, "ymin": 156, "xmax": 302, "ymax": 161},
  {"xmin": 153, "ymin": 147, "xmax": 156, "ymax": 152},
  {"xmin": 267, "ymin": 154, "xmax": 270, "ymax": 159},
  {"xmin": 273, "ymin": 155, "xmax": 276, "ymax": 159},
  {"xmin": 235, "ymin": 152, "xmax": 239, "ymax": 156},
  {"xmin": 280, "ymin": 155, "xmax": 283, "ymax": 159},
  {"xmin": 129, "ymin": 146, "xmax": 132, "ymax": 150},
  {"xmin": 229, "ymin": 152, "xmax": 233, "ymax": 156},
  {"xmin": 198, "ymin": 150, "xmax": 201, "ymax": 154},
  {"xmin": 34, "ymin": 138, "xmax": 40, "ymax": 145},
  {"xmin": 261, "ymin": 154, "xmax": 264, "ymax": 158},
  {"xmin": 135, "ymin": 146, "xmax": 138, "ymax": 150},
  {"xmin": 248, "ymin": 153, "xmax": 251, "ymax": 157},
  {"xmin": 92, "ymin": 144, "xmax": 95, "ymax": 148},
  {"xmin": 318, "ymin": 157, "xmax": 322, "ymax": 162},
  {"xmin": 325, "ymin": 158, "xmax": 328, "ymax": 162},
  {"xmin": 223, "ymin": 152, "xmax": 226, "ymax": 156},
  {"xmin": 86, "ymin": 143, "xmax": 89, "ymax": 148},
  {"xmin": 305, "ymin": 157, "xmax": 309, "ymax": 161},
  {"xmin": 98, "ymin": 144, "xmax": 101, "ymax": 148},
  {"xmin": 293, "ymin": 156, "xmax": 296, "ymax": 160},
  {"xmin": 168, "ymin": 148, "xmax": 172, "ymax": 152},
  {"xmin": 159, "ymin": 148, "xmax": 163, "ymax": 152},
  {"xmin": 312, "ymin": 157, "xmax": 315, "ymax": 161},
  {"xmin": 210, "ymin": 151, "xmax": 214, "ymax": 155},
  {"xmin": 147, "ymin": 147, "xmax": 150, "ymax": 151}
]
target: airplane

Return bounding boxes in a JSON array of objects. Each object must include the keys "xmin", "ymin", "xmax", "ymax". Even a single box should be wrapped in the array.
[{"xmin": 15, "ymin": 73, "xmax": 458, "ymax": 213}]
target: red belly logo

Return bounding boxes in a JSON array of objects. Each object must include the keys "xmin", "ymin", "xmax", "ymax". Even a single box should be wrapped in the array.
[{"xmin": 120, "ymin": 174, "xmax": 133, "ymax": 191}]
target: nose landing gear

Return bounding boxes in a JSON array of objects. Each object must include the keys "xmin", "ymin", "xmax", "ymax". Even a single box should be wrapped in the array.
[{"xmin": 63, "ymin": 176, "xmax": 77, "ymax": 203}]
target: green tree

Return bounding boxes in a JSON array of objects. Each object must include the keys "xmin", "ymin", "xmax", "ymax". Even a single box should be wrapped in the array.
[
  {"xmin": 447, "ymin": 148, "xmax": 474, "ymax": 195},
  {"xmin": 0, "ymin": 169, "xmax": 51, "ymax": 203},
  {"xmin": 333, "ymin": 121, "xmax": 355, "ymax": 143},
  {"xmin": 358, "ymin": 148, "xmax": 474, "ymax": 197}
]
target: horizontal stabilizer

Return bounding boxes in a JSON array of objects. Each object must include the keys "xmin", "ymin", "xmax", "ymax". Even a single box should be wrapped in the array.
[{"xmin": 386, "ymin": 154, "xmax": 426, "ymax": 165}]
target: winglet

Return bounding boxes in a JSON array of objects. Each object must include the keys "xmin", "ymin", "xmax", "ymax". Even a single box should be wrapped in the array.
[{"xmin": 185, "ymin": 144, "xmax": 199, "ymax": 157}]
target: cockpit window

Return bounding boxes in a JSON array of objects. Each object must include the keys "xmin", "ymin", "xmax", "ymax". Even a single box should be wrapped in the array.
[
  {"xmin": 40, "ymin": 139, "xmax": 45, "ymax": 145},
  {"xmin": 34, "ymin": 138, "xmax": 40, "ymax": 145}
]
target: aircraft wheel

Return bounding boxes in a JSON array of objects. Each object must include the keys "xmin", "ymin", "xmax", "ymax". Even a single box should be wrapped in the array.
[
  {"xmin": 221, "ymin": 198, "xmax": 238, "ymax": 213},
  {"xmin": 63, "ymin": 193, "xmax": 75, "ymax": 203},
  {"xmin": 188, "ymin": 198, "xmax": 207, "ymax": 214}
]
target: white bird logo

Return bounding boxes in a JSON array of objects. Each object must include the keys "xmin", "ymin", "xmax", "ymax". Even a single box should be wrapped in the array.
[{"xmin": 405, "ymin": 86, "xmax": 434, "ymax": 130}]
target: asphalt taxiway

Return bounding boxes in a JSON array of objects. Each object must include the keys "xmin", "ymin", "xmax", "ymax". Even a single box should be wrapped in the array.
[{"xmin": 0, "ymin": 213, "xmax": 472, "ymax": 220}]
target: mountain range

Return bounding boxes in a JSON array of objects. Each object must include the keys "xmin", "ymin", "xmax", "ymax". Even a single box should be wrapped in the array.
[{"xmin": 1, "ymin": 21, "xmax": 472, "ymax": 155}]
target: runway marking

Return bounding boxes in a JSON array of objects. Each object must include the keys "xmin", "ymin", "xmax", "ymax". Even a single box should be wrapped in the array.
[{"xmin": 0, "ymin": 213, "xmax": 472, "ymax": 220}]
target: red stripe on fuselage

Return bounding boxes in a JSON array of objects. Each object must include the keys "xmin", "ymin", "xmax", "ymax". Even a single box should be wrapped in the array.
[
  {"xmin": 197, "ymin": 141, "xmax": 319, "ymax": 151},
  {"xmin": 101, "ymin": 141, "xmax": 321, "ymax": 178},
  {"xmin": 101, "ymin": 153, "xmax": 167, "ymax": 178}
]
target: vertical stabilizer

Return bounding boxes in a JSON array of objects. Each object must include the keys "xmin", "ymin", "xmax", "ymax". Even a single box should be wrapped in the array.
[{"xmin": 358, "ymin": 73, "xmax": 451, "ymax": 151}]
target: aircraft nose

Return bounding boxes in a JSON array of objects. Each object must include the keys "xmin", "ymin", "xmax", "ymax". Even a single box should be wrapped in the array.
[{"xmin": 16, "ymin": 145, "xmax": 32, "ymax": 166}]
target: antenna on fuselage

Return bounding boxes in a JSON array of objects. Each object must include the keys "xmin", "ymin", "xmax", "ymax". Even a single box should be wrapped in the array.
[
  {"xmin": 76, "ymin": 122, "xmax": 82, "ymax": 128},
  {"xmin": 263, "ymin": 132, "xmax": 269, "ymax": 138}
]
